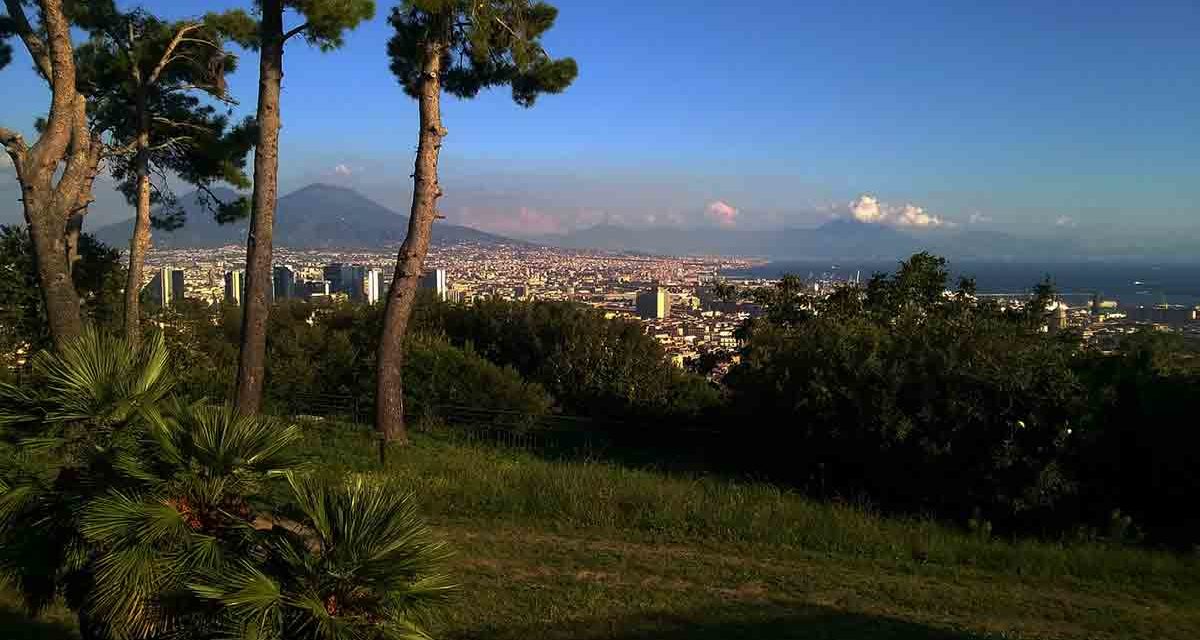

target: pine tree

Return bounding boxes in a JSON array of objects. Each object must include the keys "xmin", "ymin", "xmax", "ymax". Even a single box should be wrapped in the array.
[
  {"xmin": 76, "ymin": 8, "xmax": 254, "ymax": 346},
  {"xmin": 213, "ymin": 0, "xmax": 375, "ymax": 415},
  {"xmin": 377, "ymin": 0, "xmax": 576, "ymax": 443},
  {"xmin": 0, "ymin": 0, "xmax": 107, "ymax": 349}
]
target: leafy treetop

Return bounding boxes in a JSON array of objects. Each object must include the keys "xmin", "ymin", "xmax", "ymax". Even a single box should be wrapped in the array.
[
  {"xmin": 388, "ymin": 0, "xmax": 578, "ymax": 106},
  {"xmin": 205, "ymin": 0, "xmax": 376, "ymax": 51}
]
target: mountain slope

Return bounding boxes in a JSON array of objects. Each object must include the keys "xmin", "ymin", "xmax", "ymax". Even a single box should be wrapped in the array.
[{"xmin": 92, "ymin": 183, "xmax": 519, "ymax": 249}]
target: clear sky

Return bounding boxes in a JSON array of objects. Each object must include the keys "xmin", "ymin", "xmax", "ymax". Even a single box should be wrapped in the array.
[{"xmin": 2, "ymin": 0, "xmax": 1198, "ymax": 241}]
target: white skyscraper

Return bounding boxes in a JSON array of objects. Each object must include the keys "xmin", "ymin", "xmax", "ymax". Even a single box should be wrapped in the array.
[
  {"xmin": 366, "ymin": 268, "xmax": 383, "ymax": 305},
  {"xmin": 144, "ymin": 266, "xmax": 185, "ymax": 307},
  {"xmin": 419, "ymin": 268, "xmax": 448, "ymax": 301},
  {"xmin": 224, "ymin": 270, "xmax": 246, "ymax": 305}
]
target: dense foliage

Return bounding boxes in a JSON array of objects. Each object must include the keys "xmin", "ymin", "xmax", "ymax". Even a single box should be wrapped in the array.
[
  {"xmin": 0, "ymin": 330, "xmax": 451, "ymax": 639},
  {"xmin": 721, "ymin": 253, "xmax": 1200, "ymax": 546},
  {"xmin": 429, "ymin": 298, "xmax": 723, "ymax": 424},
  {"xmin": 158, "ymin": 299, "xmax": 557, "ymax": 426},
  {"xmin": 0, "ymin": 226, "xmax": 124, "ymax": 366}
]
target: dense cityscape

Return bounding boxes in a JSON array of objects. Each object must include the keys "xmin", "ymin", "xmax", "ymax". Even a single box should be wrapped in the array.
[{"xmin": 140, "ymin": 240, "xmax": 1200, "ymax": 373}]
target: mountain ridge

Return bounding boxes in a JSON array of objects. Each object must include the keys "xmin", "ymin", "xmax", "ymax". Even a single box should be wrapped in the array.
[{"xmin": 92, "ymin": 183, "xmax": 522, "ymax": 249}]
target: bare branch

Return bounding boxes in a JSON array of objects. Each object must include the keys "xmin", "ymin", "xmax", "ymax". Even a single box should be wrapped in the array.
[
  {"xmin": 151, "ymin": 116, "xmax": 216, "ymax": 134},
  {"xmin": 2, "ymin": 0, "xmax": 51, "ymax": 80},
  {"xmin": 149, "ymin": 136, "xmax": 194, "ymax": 152},
  {"xmin": 283, "ymin": 22, "xmax": 310, "ymax": 42},
  {"xmin": 148, "ymin": 23, "xmax": 203, "ymax": 85}
]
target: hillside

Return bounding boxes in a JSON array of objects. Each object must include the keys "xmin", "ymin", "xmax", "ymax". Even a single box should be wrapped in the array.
[
  {"xmin": 11, "ymin": 421, "xmax": 1193, "ymax": 640},
  {"xmin": 91, "ymin": 184, "xmax": 520, "ymax": 249}
]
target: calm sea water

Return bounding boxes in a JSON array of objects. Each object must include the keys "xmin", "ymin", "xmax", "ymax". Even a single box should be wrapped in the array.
[{"xmin": 722, "ymin": 261, "xmax": 1200, "ymax": 307}]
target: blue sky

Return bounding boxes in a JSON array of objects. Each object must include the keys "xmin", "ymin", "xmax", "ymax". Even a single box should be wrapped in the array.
[{"xmin": 2, "ymin": 0, "xmax": 1198, "ymax": 239}]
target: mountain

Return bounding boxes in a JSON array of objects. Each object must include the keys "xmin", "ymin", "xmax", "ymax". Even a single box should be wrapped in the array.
[
  {"xmin": 544, "ymin": 219, "xmax": 924, "ymax": 259},
  {"xmin": 92, "ymin": 183, "xmax": 520, "ymax": 249},
  {"xmin": 542, "ymin": 218, "xmax": 1088, "ymax": 261}
]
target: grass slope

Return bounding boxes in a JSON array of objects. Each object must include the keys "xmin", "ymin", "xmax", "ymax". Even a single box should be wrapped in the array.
[{"xmin": 5, "ymin": 420, "xmax": 1198, "ymax": 639}]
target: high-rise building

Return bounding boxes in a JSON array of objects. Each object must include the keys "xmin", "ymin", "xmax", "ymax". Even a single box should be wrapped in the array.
[
  {"xmin": 366, "ymin": 269, "xmax": 383, "ymax": 305},
  {"xmin": 303, "ymin": 280, "xmax": 332, "ymax": 301},
  {"xmin": 323, "ymin": 263, "xmax": 346, "ymax": 293},
  {"xmin": 272, "ymin": 265, "xmax": 295, "ymax": 301},
  {"xmin": 324, "ymin": 263, "xmax": 366, "ymax": 301},
  {"xmin": 636, "ymin": 286, "xmax": 670, "ymax": 319},
  {"xmin": 144, "ymin": 266, "xmax": 185, "ymax": 307},
  {"xmin": 419, "ymin": 268, "xmax": 448, "ymax": 301},
  {"xmin": 224, "ymin": 270, "xmax": 246, "ymax": 305}
]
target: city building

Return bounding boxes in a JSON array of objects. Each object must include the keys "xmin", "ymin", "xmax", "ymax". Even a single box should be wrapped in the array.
[
  {"xmin": 273, "ymin": 265, "xmax": 296, "ymax": 301},
  {"xmin": 303, "ymin": 280, "xmax": 332, "ymax": 301},
  {"xmin": 636, "ymin": 286, "xmax": 670, "ymax": 319},
  {"xmin": 324, "ymin": 263, "xmax": 367, "ymax": 301},
  {"xmin": 420, "ymin": 268, "xmax": 448, "ymax": 301},
  {"xmin": 366, "ymin": 268, "xmax": 383, "ymax": 305},
  {"xmin": 224, "ymin": 270, "xmax": 245, "ymax": 305},
  {"xmin": 144, "ymin": 266, "xmax": 185, "ymax": 307}
]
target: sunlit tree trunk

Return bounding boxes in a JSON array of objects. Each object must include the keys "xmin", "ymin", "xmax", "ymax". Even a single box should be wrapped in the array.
[
  {"xmin": 375, "ymin": 42, "xmax": 445, "ymax": 444},
  {"xmin": 234, "ymin": 0, "xmax": 284, "ymax": 414}
]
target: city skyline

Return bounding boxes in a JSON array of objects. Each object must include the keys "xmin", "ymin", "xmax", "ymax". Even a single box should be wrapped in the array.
[{"xmin": 2, "ymin": 0, "xmax": 1197, "ymax": 245}]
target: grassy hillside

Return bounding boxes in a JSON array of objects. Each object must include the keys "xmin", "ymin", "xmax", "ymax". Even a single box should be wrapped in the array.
[{"xmin": 5, "ymin": 420, "xmax": 1198, "ymax": 639}]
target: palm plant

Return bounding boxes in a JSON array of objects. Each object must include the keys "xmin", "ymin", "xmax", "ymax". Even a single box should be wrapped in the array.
[
  {"xmin": 1, "ymin": 329, "xmax": 454, "ymax": 639},
  {"xmin": 0, "ymin": 328, "xmax": 175, "ymax": 620},
  {"xmin": 78, "ymin": 402, "xmax": 303, "ymax": 639},
  {"xmin": 192, "ymin": 472, "xmax": 456, "ymax": 640}
]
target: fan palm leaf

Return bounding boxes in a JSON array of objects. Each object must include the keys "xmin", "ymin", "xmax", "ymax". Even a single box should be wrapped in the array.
[{"xmin": 193, "ymin": 473, "xmax": 456, "ymax": 640}]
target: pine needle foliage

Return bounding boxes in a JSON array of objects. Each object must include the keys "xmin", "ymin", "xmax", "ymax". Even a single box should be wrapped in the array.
[{"xmin": 387, "ymin": 0, "xmax": 577, "ymax": 107}]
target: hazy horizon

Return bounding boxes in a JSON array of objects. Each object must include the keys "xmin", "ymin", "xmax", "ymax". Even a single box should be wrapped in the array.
[{"xmin": 3, "ymin": 0, "xmax": 1198, "ymax": 248}]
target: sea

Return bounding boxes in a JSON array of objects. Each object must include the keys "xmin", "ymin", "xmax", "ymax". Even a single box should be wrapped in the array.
[{"xmin": 721, "ymin": 261, "xmax": 1200, "ymax": 308}]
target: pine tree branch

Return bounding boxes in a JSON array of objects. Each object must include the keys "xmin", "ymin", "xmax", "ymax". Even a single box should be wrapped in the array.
[
  {"xmin": 2, "ymin": 0, "xmax": 51, "ymax": 80},
  {"xmin": 283, "ymin": 22, "xmax": 309, "ymax": 42},
  {"xmin": 148, "ymin": 23, "xmax": 203, "ymax": 86}
]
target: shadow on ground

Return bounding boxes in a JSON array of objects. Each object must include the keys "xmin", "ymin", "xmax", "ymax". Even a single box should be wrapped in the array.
[
  {"xmin": 0, "ymin": 603, "xmax": 77, "ymax": 640},
  {"xmin": 448, "ymin": 601, "xmax": 999, "ymax": 640}
]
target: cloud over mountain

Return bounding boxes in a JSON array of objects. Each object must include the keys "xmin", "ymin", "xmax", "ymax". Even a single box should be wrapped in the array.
[{"xmin": 846, "ymin": 194, "xmax": 945, "ymax": 227}]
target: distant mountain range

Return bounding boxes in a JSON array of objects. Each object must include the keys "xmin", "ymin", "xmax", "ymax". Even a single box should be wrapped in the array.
[
  {"xmin": 536, "ymin": 218, "xmax": 1076, "ymax": 261},
  {"xmin": 92, "ymin": 183, "xmax": 520, "ymax": 249}
]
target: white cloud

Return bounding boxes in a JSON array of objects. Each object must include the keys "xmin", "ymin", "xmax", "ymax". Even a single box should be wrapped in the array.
[
  {"xmin": 333, "ymin": 163, "xmax": 352, "ymax": 177},
  {"xmin": 1055, "ymin": 215, "xmax": 1076, "ymax": 227},
  {"xmin": 894, "ymin": 204, "xmax": 943, "ymax": 227},
  {"xmin": 706, "ymin": 200, "xmax": 739, "ymax": 227},
  {"xmin": 846, "ymin": 194, "xmax": 945, "ymax": 227},
  {"xmin": 849, "ymin": 195, "xmax": 886, "ymax": 223},
  {"xmin": 969, "ymin": 212, "xmax": 992, "ymax": 224}
]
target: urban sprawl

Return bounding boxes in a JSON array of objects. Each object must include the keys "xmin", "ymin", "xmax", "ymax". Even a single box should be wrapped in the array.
[{"xmin": 141, "ymin": 243, "xmax": 1200, "ymax": 373}]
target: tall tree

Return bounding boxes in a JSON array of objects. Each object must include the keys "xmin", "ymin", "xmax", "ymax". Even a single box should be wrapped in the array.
[
  {"xmin": 213, "ymin": 0, "xmax": 374, "ymax": 415},
  {"xmin": 76, "ymin": 9, "xmax": 253, "ymax": 345},
  {"xmin": 0, "ymin": 0, "xmax": 105, "ymax": 348},
  {"xmin": 377, "ymin": 0, "xmax": 576, "ymax": 443}
]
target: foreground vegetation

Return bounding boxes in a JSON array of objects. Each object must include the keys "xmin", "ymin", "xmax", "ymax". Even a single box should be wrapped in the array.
[{"xmin": 8, "ymin": 420, "xmax": 1198, "ymax": 639}]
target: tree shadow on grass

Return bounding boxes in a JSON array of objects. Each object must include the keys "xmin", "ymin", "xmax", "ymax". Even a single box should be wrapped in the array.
[
  {"xmin": 452, "ymin": 601, "xmax": 1001, "ymax": 640},
  {"xmin": 0, "ymin": 603, "xmax": 78, "ymax": 640}
]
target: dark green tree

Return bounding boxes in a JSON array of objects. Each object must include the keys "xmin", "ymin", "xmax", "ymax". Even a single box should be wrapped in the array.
[
  {"xmin": 0, "ymin": 225, "xmax": 123, "ymax": 367},
  {"xmin": 75, "ymin": 7, "xmax": 254, "ymax": 345},
  {"xmin": 377, "ymin": 0, "xmax": 577, "ymax": 443},
  {"xmin": 209, "ymin": 0, "xmax": 375, "ymax": 416}
]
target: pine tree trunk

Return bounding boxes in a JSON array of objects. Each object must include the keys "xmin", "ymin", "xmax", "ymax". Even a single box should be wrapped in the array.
[
  {"xmin": 375, "ymin": 42, "xmax": 446, "ymax": 445},
  {"xmin": 5, "ymin": 0, "xmax": 86, "ymax": 350},
  {"xmin": 123, "ymin": 93, "xmax": 152, "ymax": 345},
  {"xmin": 234, "ymin": 1, "xmax": 284, "ymax": 415},
  {"xmin": 25, "ymin": 192, "xmax": 82, "ymax": 346}
]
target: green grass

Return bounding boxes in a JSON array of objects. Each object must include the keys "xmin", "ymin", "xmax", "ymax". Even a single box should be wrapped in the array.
[{"xmin": 6, "ymin": 419, "xmax": 1199, "ymax": 639}]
